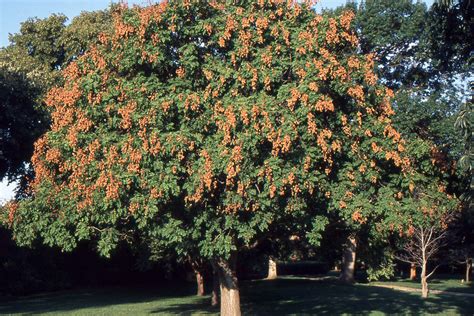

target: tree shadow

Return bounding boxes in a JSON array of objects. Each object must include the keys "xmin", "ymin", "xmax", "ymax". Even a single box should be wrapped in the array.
[
  {"xmin": 0, "ymin": 283, "xmax": 198, "ymax": 315},
  {"xmin": 239, "ymin": 278, "xmax": 473, "ymax": 315},
  {"xmin": 443, "ymin": 281, "xmax": 474, "ymax": 295},
  {"xmin": 149, "ymin": 278, "xmax": 473, "ymax": 315},
  {"xmin": 1, "ymin": 278, "xmax": 472, "ymax": 315},
  {"xmin": 149, "ymin": 300, "xmax": 218, "ymax": 315}
]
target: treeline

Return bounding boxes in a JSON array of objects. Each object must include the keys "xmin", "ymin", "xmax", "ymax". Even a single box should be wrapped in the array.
[{"xmin": 0, "ymin": 1, "xmax": 472, "ymax": 315}]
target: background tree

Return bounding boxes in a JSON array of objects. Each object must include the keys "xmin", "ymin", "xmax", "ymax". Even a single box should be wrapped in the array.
[
  {"xmin": 330, "ymin": 0, "xmax": 469, "ymax": 283},
  {"xmin": 342, "ymin": 0, "xmax": 470, "ymax": 155},
  {"xmin": 396, "ymin": 216, "xmax": 453, "ymax": 298},
  {"xmin": 0, "ymin": 8, "xmax": 115, "ymax": 295},
  {"xmin": 455, "ymin": 88, "xmax": 473, "ymax": 203},
  {"xmin": 0, "ymin": 9, "xmax": 112, "ymax": 192},
  {"xmin": 452, "ymin": 82, "xmax": 473, "ymax": 282},
  {"xmin": 387, "ymin": 137, "xmax": 459, "ymax": 298},
  {"xmin": 430, "ymin": 0, "xmax": 473, "ymax": 74},
  {"xmin": 333, "ymin": 0, "xmax": 472, "ymax": 175},
  {"xmin": 0, "ymin": 67, "xmax": 48, "ymax": 186},
  {"xmin": 0, "ymin": 13, "xmax": 67, "ymax": 186},
  {"xmin": 449, "ymin": 212, "xmax": 474, "ymax": 283}
]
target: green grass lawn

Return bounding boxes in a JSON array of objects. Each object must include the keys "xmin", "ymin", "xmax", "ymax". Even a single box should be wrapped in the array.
[
  {"xmin": 0, "ymin": 277, "xmax": 472, "ymax": 315},
  {"xmin": 372, "ymin": 276, "xmax": 474, "ymax": 294}
]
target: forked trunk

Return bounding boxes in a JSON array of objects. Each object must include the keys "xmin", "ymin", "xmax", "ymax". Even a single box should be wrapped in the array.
[
  {"xmin": 421, "ymin": 264, "xmax": 429, "ymax": 298},
  {"xmin": 466, "ymin": 258, "xmax": 472, "ymax": 283},
  {"xmin": 211, "ymin": 263, "xmax": 220, "ymax": 307},
  {"xmin": 340, "ymin": 235, "xmax": 357, "ymax": 283},
  {"xmin": 195, "ymin": 270, "xmax": 205, "ymax": 296},
  {"xmin": 215, "ymin": 254, "xmax": 241, "ymax": 316},
  {"xmin": 410, "ymin": 263, "xmax": 417, "ymax": 280},
  {"xmin": 267, "ymin": 257, "xmax": 277, "ymax": 280}
]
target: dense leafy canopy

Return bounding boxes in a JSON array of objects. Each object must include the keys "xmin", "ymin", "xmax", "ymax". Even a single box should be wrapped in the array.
[{"xmin": 7, "ymin": 0, "xmax": 412, "ymax": 261}]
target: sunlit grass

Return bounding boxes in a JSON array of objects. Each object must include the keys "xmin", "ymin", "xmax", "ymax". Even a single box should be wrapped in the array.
[{"xmin": 373, "ymin": 276, "xmax": 474, "ymax": 294}]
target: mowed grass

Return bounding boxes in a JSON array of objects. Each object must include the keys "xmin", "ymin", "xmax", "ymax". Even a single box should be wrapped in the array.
[
  {"xmin": 0, "ymin": 277, "xmax": 472, "ymax": 315},
  {"xmin": 373, "ymin": 275, "xmax": 474, "ymax": 294}
]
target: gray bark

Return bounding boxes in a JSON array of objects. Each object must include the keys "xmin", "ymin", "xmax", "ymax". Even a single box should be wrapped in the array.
[{"xmin": 340, "ymin": 235, "xmax": 357, "ymax": 283}]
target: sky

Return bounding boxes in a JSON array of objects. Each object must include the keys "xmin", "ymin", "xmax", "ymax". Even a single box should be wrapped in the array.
[
  {"xmin": 1, "ymin": 0, "xmax": 436, "ymax": 47},
  {"xmin": 0, "ymin": 0, "xmax": 435, "ymax": 202}
]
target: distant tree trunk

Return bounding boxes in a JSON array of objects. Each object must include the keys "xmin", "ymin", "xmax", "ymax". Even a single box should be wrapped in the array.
[
  {"xmin": 195, "ymin": 270, "xmax": 205, "ymax": 296},
  {"xmin": 340, "ymin": 235, "xmax": 357, "ymax": 283},
  {"xmin": 421, "ymin": 262, "xmax": 429, "ymax": 298},
  {"xmin": 215, "ymin": 254, "xmax": 241, "ymax": 316},
  {"xmin": 466, "ymin": 258, "xmax": 472, "ymax": 283},
  {"xmin": 410, "ymin": 263, "xmax": 417, "ymax": 280},
  {"xmin": 267, "ymin": 257, "xmax": 277, "ymax": 280},
  {"xmin": 211, "ymin": 262, "xmax": 220, "ymax": 306},
  {"xmin": 188, "ymin": 257, "xmax": 205, "ymax": 296}
]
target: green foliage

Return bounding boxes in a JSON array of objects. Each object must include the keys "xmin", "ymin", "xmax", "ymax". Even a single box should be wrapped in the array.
[
  {"xmin": 366, "ymin": 252, "xmax": 396, "ymax": 282},
  {"xmin": 0, "ymin": 67, "xmax": 48, "ymax": 182},
  {"xmin": 428, "ymin": 0, "xmax": 473, "ymax": 74},
  {"xmin": 338, "ymin": 0, "xmax": 470, "ymax": 160},
  {"xmin": 60, "ymin": 10, "xmax": 113, "ymax": 64},
  {"xmin": 354, "ymin": 0, "xmax": 429, "ymax": 89},
  {"xmin": 455, "ymin": 98, "xmax": 473, "ymax": 203},
  {"xmin": 329, "ymin": 1, "xmax": 465, "ymax": 257},
  {"xmin": 393, "ymin": 89, "xmax": 462, "ymax": 155},
  {"xmin": 306, "ymin": 215, "xmax": 329, "ymax": 247},
  {"xmin": 0, "ymin": 9, "xmax": 112, "ymax": 187},
  {"xmin": 382, "ymin": 137, "xmax": 458, "ymax": 231},
  {"xmin": 8, "ymin": 14, "xmax": 68, "ymax": 71}
]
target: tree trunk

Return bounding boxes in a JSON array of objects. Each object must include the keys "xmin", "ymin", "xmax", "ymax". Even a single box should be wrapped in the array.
[
  {"xmin": 211, "ymin": 263, "xmax": 220, "ymax": 307},
  {"xmin": 215, "ymin": 254, "xmax": 241, "ymax": 316},
  {"xmin": 340, "ymin": 235, "xmax": 357, "ymax": 283},
  {"xmin": 466, "ymin": 258, "xmax": 472, "ymax": 283},
  {"xmin": 267, "ymin": 257, "xmax": 277, "ymax": 280},
  {"xmin": 421, "ymin": 263, "xmax": 429, "ymax": 298},
  {"xmin": 195, "ymin": 270, "xmax": 205, "ymax": 296},
  {"xmin": 188, "ymin": 257, "xmax": 206, "ymax": 297},
  {"xmin": 410, "ymin": 263, "xmax": 417, "ymax": 280}
]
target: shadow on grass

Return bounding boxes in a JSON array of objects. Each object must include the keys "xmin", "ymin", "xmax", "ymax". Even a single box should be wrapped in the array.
[
  {"xmin": 443, "ymin": 281, "xmax": 474, "ymax": 295},
  {"xmin": 150, "ymin": 301, "xmax": 217, "ymax": 315},
  {"xmin": 0, "ymin": 282, "xmax": 215, "ymax": 315},
  {"xmin": 239, "ymin": 278, "xmax": 473, "ymax": 315},
  {"xmin": 1, "ymin": 278, "xmax": 472, "ymax": 315}
]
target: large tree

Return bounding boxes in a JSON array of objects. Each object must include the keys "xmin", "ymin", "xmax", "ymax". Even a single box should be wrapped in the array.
[{"xmin": 7, "ymin": 2, "xmax": 413, "ymax": 314}]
